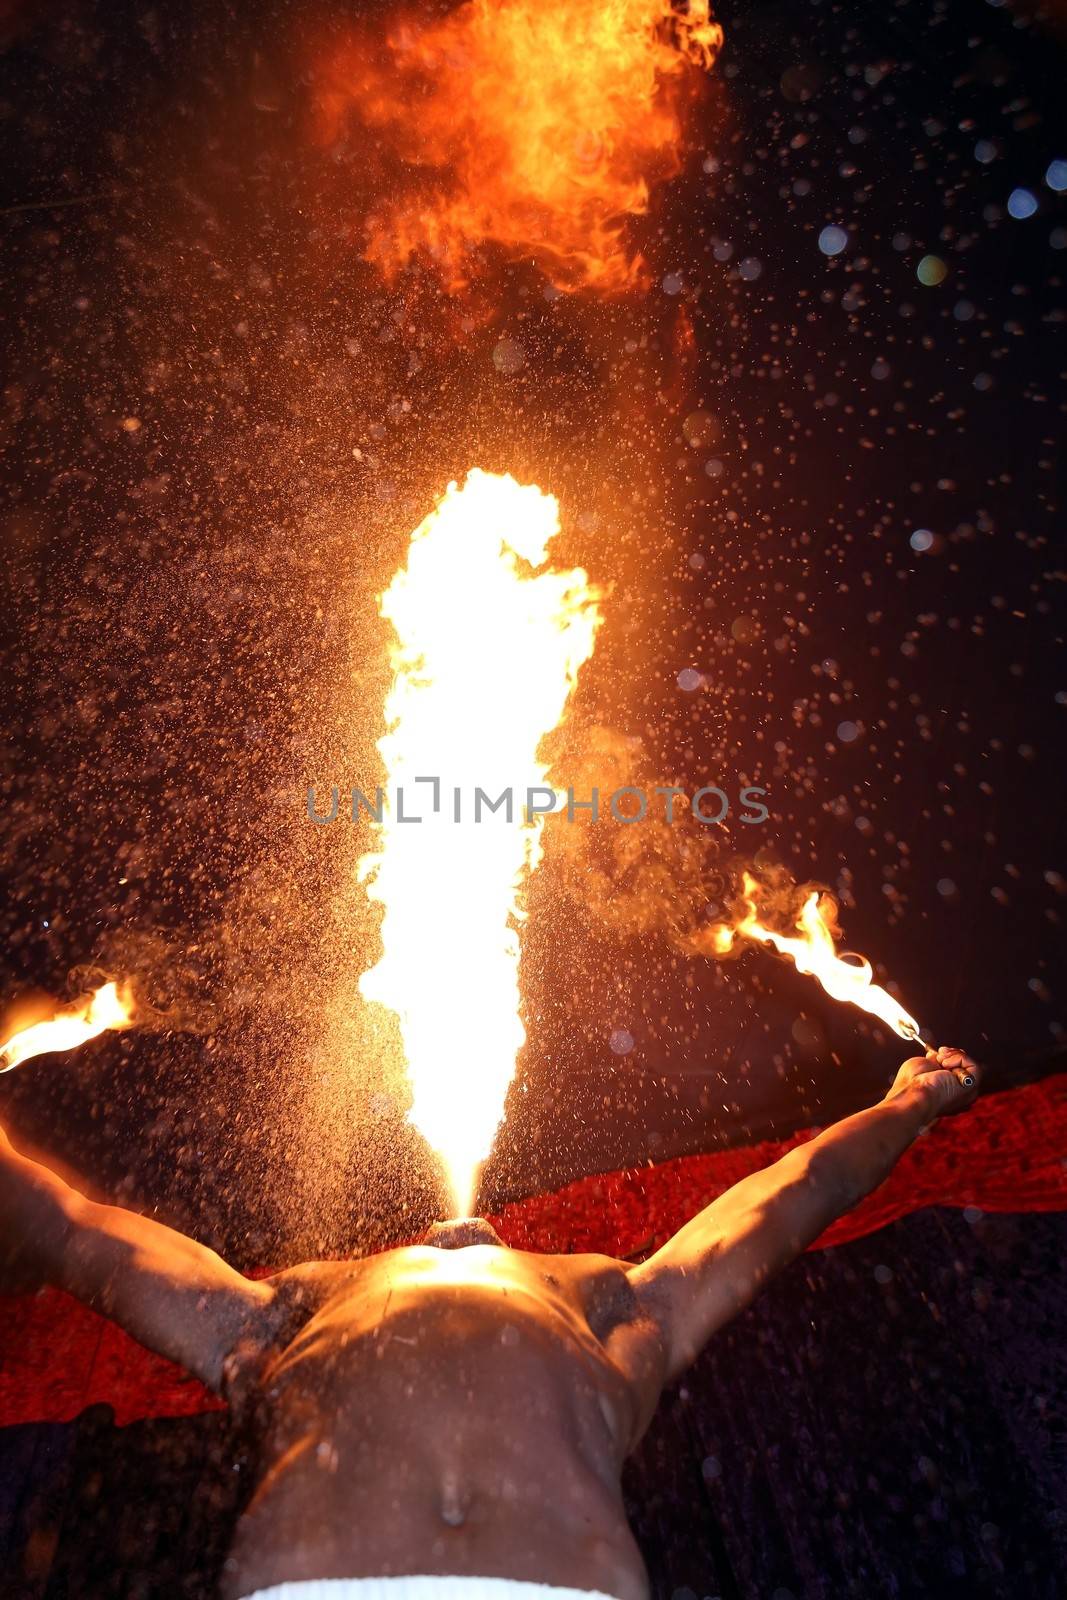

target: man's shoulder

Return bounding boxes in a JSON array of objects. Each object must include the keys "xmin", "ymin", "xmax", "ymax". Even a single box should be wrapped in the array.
[
  {"xmin": 263, "ymin": 1255, "xmax": 375, "ymax": 1312},
  {"xmin": 221, "ymin": 1257, "xmax": 373, "ymax": 1407},
  {"xmin": 532, "ymin": 1247, "xmax": 633, "ymax": 1278}
]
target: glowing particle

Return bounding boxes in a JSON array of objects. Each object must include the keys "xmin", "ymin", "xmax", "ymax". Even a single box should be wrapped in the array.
[
  {"xmin": 818, "ymin": 225, "xmax": 849, "ymax": 256},
  {"xmin": 916, "ymin": 254, "xmax": 948, "ymax": 286},
  {"xmin": 682, "ymin": 409, "xmax": 720, "ymax": 448},
  {"xmin": 910, "ymin": 528, "xmax": 934, "ymax": 552},
  {"xmin": 1046, "ymin": 159, "xmax": 1067, "ymax": 193},
  {"xmin": 974, "ymin": 140, "xmax": 997, "ymax": 165},
  {"xmin": 609, "ymin": 1028, "xmax": 635, "ymax": 1055},
  {"xmin": 1007, "ymin": 187, "xmax": 1038, "ymax": 219},
  {"xmin": 662, "ymin": 271, "xmax": 684, "ymax": 295},
  {"xmin": 492, "ymin": 338, "xmax": 525, "ymax": 375},
  {"xmin": 738, "ymin": 256, "xmax": 763, "ymax": 281},
  {"xmin": 704, "ymin": 458, "xmax": 724, "ymax": 478},
  {"xmin": 677, "ymin": 667, "xmax": 702, "ymax": 692},
  {"xmin": 836, "ymin": 721, "xmax": 860, "ymax": 743}
]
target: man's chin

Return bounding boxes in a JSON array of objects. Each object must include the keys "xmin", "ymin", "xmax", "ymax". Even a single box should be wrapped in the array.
[{"xmin": 422, "ymin": 1217, "xmax": 506, "ymax": 1249}]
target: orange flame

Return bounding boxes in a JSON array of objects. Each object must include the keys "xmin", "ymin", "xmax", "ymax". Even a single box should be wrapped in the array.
[
  {"xmin": 0, "ymin": 982, "xmax": 134, "ymax": 1073},
  {"xmin": 315, "ymin": 0, "xmax": 722, "ymax": 294},
  {"xmin": 709, "ymin": 872, "xmax": 923, "ymax": 1043},
  {"xmin": 358, "ymin": 470, "xmax": 601, "ymax": 1215}
]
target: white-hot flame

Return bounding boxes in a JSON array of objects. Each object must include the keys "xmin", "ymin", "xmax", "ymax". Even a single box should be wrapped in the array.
[
  {"xmin": 0, "ymin": 982, "xmax": 134, "ymax": 1073},
  {"xmin": 358, "ymin": 469, "xmax": 601, "ymax": 1214}
]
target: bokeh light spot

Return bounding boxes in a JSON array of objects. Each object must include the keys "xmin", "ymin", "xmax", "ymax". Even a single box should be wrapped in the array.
[{"xmin": 917, "ymin": 254, "xmax": 948, "ymax": 286}]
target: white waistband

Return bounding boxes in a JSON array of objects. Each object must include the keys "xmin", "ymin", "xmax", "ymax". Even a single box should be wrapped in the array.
[{"xmin": 241, "ymin": 1582, "xmax": 622, "ymax": 1600}]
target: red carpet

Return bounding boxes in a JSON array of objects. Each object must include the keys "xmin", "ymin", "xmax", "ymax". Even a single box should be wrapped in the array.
[{"xmin": 2, "ymin": 1072, "xmax": 1065, "ymax": 1428}]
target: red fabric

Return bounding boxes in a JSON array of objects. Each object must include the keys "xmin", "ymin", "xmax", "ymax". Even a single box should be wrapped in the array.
[{"xmin": 2, "ymin": 1073, "xmax": 1065, "ymax": 1428}]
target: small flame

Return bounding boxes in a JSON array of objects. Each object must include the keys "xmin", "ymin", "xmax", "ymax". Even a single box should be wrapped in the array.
[
  {"xmin": 315, "ymin": 0, "xmax": 722, "ymax": 294},
  {"xmin": 0, "ymin": 982, "xmax": 134, "ymax": 1073},
  {"xmin": 710, "ymin": 872, "xmax": 923, "ymax": 1042},
  {"xmin": 358, "ymin": 470, "xmax": 601, "ymax": 1214}
]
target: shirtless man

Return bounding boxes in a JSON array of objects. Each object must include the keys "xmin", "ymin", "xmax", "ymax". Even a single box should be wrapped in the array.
[{"xmin": 0, "ymin": 1046, "xmax": 979, "ymax": 1600}]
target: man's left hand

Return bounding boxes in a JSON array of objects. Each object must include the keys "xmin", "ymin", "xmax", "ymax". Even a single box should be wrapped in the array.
[{"xmin": 886, "ymin": 1046, "xmax": 982, "ymax": 1117}]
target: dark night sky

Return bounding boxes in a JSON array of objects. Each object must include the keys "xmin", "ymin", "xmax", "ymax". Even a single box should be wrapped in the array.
[{"xmin": 0, "ymin": 0, "xmax": 1064, "ymax": 1264}]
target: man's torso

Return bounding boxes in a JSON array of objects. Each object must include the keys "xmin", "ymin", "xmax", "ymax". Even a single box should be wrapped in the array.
[{"xmin": 220, "ymin": 1244, "xmax": 667, "ymax": 1600}]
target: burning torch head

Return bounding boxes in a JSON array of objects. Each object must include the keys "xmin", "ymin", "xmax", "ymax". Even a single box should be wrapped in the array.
[{"xmin": 422, "ymin": 1217, "xmax": 506, "ymax": 1251}]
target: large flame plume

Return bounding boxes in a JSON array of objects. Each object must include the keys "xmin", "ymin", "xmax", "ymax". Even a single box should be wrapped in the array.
[
  {"xmin": 315, "ymin": 0, "xmax": 722, "ymax": 293},
  {"xmin": 707, "ymin": 872, "xmax": 924, "ymax": 1044},
  {"xmin": 358, "ymin": 469, "xmax": 601, "ymax": 1214},
  {"xmin": 0, "ymin": 982, "xmax": 134, "ymax": 1073}
]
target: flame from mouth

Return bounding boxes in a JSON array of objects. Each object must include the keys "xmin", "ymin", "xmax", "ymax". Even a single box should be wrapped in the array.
[
  {"xmin": 0, "ymin": 982, "xmax": 134, "ymax": 1073},
  {"xmin": 314, "ymin": 0, "xmax": 722, "ymax": 293},
  {"xmin": 358, "ymin": 469, "xmax": 602, "ymax": 1214}
]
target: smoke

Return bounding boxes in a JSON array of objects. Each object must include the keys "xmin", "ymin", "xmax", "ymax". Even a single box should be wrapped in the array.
[
  {"xmin": 544, "ymin": 724, "xmax": 835, "ymax": 962},
  {"xmin": 68, "ymin": 929, "xmax": 215, "ymax": 1036},
  {"xmin": 544, "ymin": 724, "xmax": 727, "ymax": 946}
]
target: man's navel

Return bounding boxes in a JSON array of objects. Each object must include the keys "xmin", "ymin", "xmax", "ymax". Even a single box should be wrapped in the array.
[{"xmin": 439, "ymin": 1469, "xmax": 470, "ymax": 1528}]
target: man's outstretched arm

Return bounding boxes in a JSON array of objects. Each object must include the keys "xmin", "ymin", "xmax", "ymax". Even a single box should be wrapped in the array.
[
  {"xmin": 0, "ymin": 1119, "xmax": 273, "ymax": 1392},
  {"xmin": 630, "ymin": 1048, "xmax": 980, "ymax": 1382}
]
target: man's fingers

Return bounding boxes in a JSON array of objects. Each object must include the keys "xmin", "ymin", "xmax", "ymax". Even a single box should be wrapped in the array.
[
  {"xmin": 939, "ymin": 1059, "xmax": 982, "ymax": 1109},
  {"xmin": 936, "ymin": 1045, "xmax": 977, "ymax": 1071},
  {"xmin": 933, "ymin": 1044, "xmax": 974, "ymax": 1069},
  {"xmin": 910, "ymin": 1054, "xmax": 949, "ymax": 1077}
]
